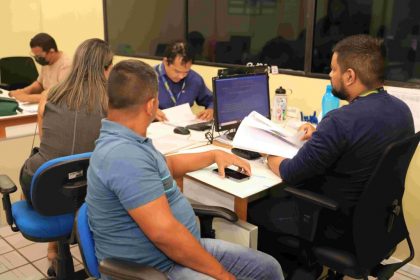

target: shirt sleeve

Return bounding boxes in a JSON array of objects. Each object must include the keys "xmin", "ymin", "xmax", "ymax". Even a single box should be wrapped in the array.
[
  {"xmin": 280, "ymin": 114, "xmax": 348, "ymax": 184},
  {"xmin": 195, "ymin": 75, "xmax": 213, "ymax": 109},
  {"xmin": 104, "ymin": 147, "xmax": 165, "ymax": 211}
]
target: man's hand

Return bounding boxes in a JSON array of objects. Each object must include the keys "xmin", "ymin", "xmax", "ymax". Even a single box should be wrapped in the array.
[
  {"xmin": 214, "ymin": 150, "xmax": 251, "ymax": 178},
  {"xmin": 197, "ymin": 108, "xmax": 213, "ymax": 121},
  {"xmin": 155, "ymin": 109, "xmax": 168, "ymax": 122},
  {"xmin": 8, "ymin": 89, "xmax": 24, "ymax": 99},
  {"xmin": 215, "ymin": 270, "xmax": 236, "ymax": 280},
  {"xmin": 267, "ymin": 155, "xmax": 285, "ymax": 177},
  {"xmin": 298, "ymin": 123, "xmax": 316, "ymax": 141}
]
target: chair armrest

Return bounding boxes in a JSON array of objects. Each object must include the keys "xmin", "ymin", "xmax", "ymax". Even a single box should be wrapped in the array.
[
  {"xmin": 0, "ymin": 175, "xmax": 17, "ymax": 194},
  {"xmin": 191, "ymin": 204, "xmax": 238, "ymax": 223},
  {"xmin": 99, "ymin": 258, "xmax": 168, "ymax": 280},
  {"xmin": 0, "ymin": 175, "xmax": 18, "ymax": 231},
  {"xmin": 284, "ymin": 186, "xmax": 339, "ymax": 211}
]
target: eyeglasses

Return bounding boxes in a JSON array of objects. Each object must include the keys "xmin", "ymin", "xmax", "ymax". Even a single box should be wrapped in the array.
[{"xmin": 29, "ymin": 50, "xmax": 49, "ymax": 60}]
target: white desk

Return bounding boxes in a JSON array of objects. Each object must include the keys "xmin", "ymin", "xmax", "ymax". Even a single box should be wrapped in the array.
[
  {"xmin": 181, "ymin": 145, "xmax": 282, "ymax": 220},
  {"xmin": 0, "ymin": 90, "xmax": 38, "ymax": 139},
  {"xmin": 147, "ymin": 121, "xmax": 209, "ymax": 155}
]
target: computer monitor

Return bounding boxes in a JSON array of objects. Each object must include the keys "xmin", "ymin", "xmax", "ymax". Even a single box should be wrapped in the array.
[{"xmin": 213, "ymin": 73, "xmax": 270, "ymax": 139}]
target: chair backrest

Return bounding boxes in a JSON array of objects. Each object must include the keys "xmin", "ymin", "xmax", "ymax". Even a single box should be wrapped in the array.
[
  {"xmin": 76, "ymin": 202, "xmax": 100, "ymax": 278},
  {"xmin": 31, "ymin": 152, "xmax": 91, "ymax": 216},
  {"xmin": 0, "ymin": 57, "xmax": 38, "ymax": 90},
  {"xmin": 353, "ymin": 131, "xmax": 420, "ymax": 270}
]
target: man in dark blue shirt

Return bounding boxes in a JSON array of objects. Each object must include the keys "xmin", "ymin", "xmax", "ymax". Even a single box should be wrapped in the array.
[
  {"xmin": 249, "ymin": 34, "xmax": 414, "ymax": 272},
  {"xmin": 154, "ymin": 42, "xmax": 214, "ymax": 121}
]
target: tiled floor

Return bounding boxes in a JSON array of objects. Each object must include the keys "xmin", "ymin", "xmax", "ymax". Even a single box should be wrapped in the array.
[
  {"xmin": 0, "ymin": 225, "xmax": 84, "ymax": 280},
  {"xmin": 0, "ymin": 224, "xmax": 417, "ymax": 280}
]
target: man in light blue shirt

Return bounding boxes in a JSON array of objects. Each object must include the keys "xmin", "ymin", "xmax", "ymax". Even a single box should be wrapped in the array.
[
  {"xmin": 86, "ymin": 59, "xmax": 284, "ymax": 280},
  {"xmin": 154, "ymin": 42, "xmax": 214, "ymax": 122}
]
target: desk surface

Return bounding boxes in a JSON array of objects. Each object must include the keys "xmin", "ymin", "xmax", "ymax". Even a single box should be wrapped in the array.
[
  {"xmin": 0, "ymin": 90, "xmax": 38, "ymax": 138},
  {"xmin": 183, "ymin": 145, "xmax": 281, "ymax": 199},
  {"xmin": 147, "ymin": 121, "xmax": 209, "ymax": 154}
]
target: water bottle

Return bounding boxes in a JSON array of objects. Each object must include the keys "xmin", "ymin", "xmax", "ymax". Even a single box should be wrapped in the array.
[
  {"xmin": 321, "ymin": 85, "xmax": 339, "ymax": 118},
  {"xmin": 273, "ymin": 87, "xmax": 287, "ymax": 122}
]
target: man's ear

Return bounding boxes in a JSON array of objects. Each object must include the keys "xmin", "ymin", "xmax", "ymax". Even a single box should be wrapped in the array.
[
  {"xmin": 345, "ymin": 68, "xmax": 356, "ymax": 86},
  {"xmin": 146, "ymin": 98, "xmax": 157, "ymax": 116}
]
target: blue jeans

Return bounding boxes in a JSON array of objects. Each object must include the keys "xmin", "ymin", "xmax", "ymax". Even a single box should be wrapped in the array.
[{"xmin": 166, "ymin": 238, "xmax": 284, "ymax": 280}]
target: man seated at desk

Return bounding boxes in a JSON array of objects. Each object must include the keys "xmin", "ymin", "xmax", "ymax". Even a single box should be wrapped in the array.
[
  {"xmin": 249, "ymin": 34, "xmax": 414, "ymax": 276},
  {"xmin": 87, "ymin": 59, "xmax": 284, "ymax": 280},
  {"xmin": 8, "ymin": 33, "xmax": 71, "ymax": 103},
  {"xmin": 154, "ymin": 41, "xmax": 214, "ymax": 122}
]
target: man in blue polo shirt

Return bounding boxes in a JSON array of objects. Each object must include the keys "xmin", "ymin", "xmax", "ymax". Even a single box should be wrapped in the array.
[
  {"xmin": 248, "ymin": 34, "xmax": 414, "ymax": 278},
  {"xmin": 86, "ymin": 59, "xmax": 284, "ymax": 280},
  {"xmin": 154, "ymin": 41, "xmax": 214, "ymax": 121}
]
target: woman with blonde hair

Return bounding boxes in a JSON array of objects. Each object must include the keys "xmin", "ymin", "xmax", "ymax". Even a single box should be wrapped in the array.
[{"xmin": 19, "ymin": 38, "xmax": 113, "ymax": 274}]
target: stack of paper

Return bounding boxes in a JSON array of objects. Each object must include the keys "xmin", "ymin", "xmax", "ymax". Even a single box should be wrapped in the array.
[{"xmin": 232, "ymin": 111, "xmax": 304, "ymax": 158}]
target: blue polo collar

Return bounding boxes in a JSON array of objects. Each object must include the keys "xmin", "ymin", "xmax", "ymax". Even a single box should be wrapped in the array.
[{"xmin": 101, "ymin": 119, "xmax": 150, "ymax": 144}]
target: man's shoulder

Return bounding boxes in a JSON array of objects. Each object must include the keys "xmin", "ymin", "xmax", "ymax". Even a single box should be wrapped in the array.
[
  {"xmin": 56, "ymin": 52, "xmax": 72, "ymax": 69},
  {"xmin": 187, "ymin": 68, "xmax": 204, "ymax": 81},
  {"xmin": 95, "ymin": 133, "xmax": 156, "ymax": 165}
]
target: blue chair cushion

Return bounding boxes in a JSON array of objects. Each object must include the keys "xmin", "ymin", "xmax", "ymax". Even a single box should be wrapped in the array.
[
  {"xmin": 77, "ymin": 203, "xmax": 100, "ymax": 278},
  {"xmin": 12, "ymin": 200, "xmax": 75, "ymax": 240}
]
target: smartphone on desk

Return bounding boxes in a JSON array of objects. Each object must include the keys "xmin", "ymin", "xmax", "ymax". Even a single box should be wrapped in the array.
[{"xmin": 212, "ymin": 167, "xmax": 250, "ymax": 182}]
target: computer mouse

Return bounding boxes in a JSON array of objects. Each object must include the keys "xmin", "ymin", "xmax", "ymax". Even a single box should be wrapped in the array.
[{"xmin": 173, "ymin": 126, "xmax": 190, "ymax": 135}]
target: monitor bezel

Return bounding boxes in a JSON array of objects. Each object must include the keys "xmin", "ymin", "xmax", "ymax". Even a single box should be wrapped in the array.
[{"xmin": 212, "ymin": 72, "xmax": 271, "ymax": 133}]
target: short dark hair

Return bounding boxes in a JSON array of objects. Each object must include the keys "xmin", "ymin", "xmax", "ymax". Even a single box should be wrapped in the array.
[
  {"xmin": 163, "ymin": 41, "xmax": 195, "ymax": 65},
  {"xmin": 107, "ymin": 60, "xmax": 158, "ymax": 109},
  {"xmin": 30, "ymin": 33, "xmax": 58, "ymax": 52},
  {"xmin": 333, "ymin": 34, "xmax": 385, "ymax": 88}
]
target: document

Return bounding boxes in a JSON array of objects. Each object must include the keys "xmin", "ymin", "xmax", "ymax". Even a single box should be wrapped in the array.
[
  {"xmin": 152, "ymin": 134, "xmax": 204, "ymax": 155},
  {"xmin": 232, "ymin": 111, "xmax": 305, "ymax": 158},
  {"xmin": 162, "ymin": 103, "xmax": 206, "ymax": 127}
]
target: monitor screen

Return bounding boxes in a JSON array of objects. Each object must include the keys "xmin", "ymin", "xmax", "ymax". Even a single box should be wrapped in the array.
[{"xmin": 213, "ymin": 73, "xmax": 270, "ymax": 132}]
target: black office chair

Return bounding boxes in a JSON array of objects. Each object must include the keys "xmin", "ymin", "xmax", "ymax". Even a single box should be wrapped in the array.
[
  {"xmin": 0, "ymin": 56, "xmax": 38, "ymax": 90},
  {"xmin": 0, "ymin": 152, "xmax": 91, "ymax": 280},
  {"xmin": 76, "ymin": 202, "xmax": 238, "ymax": 280},
  {"xmin": 283, "ymin": 131, "xmax": 420, "ymax": 279}
]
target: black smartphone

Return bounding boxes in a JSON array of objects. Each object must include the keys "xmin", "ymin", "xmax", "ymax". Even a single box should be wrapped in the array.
[{"xmin": 212, "ymin": 167, "xmax": 250, "ymax": 182}]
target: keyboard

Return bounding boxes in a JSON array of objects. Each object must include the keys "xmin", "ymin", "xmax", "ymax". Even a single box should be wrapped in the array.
[
  {"xmin": 186, "ymin": 121, "xmax": 212, "ymax": 131},
  {"xmin": 231, "ymin": 148, "xmax": 261, "ymax": 160}
]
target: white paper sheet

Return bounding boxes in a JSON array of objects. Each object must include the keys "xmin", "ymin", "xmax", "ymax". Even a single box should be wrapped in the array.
[
  {"xmin": 162, "ymin": 103, "xmax": 199, "ymax": 126},
  {"xmin": 232, "ymin": 111, "xmax": 303, "ymax": 158}
]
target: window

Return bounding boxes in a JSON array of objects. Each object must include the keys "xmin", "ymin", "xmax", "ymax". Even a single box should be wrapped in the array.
[
  {"xmin": 187, "ymin": 0, "xmax": 306, "ymax": 71},
  {"xmin": 104, "ymin": 0, "xmax": 306, "ymax": 71},
  {"xmin": 313, "ymin": 0, "xmax": 420, "ymax": 83},
  {"xmin": 103, "ymin": 0, "xmax": 420, "ymax": 86},
  {"xmin": 104, "ymin": 0, "xmax": 185, "ymax": 57}
]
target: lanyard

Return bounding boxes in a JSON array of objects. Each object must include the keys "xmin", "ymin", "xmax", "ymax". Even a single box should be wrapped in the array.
[{"xmin": 158, "ymin": 63, "xmax": 186, "ymax": 105}]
